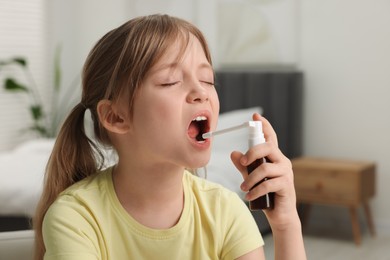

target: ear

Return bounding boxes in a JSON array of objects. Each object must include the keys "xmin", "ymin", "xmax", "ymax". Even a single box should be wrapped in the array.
[{"xmin": 97, "ymin": 99, "xmax": 130, "ymax": 134}]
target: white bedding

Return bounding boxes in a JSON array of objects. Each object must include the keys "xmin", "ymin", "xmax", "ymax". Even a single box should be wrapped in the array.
[
  {"xmin": 0, "ymin": 107, "xmax": 262, "ymax": 217},
  {"xmin": 0, "ymin": 139, "xmax": 54, "ymax": 217}
]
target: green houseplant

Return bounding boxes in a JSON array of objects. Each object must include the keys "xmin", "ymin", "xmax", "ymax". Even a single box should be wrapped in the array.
[{"xmin": 0, "ymin": 47, "xmax": 79, "ymax": 137}]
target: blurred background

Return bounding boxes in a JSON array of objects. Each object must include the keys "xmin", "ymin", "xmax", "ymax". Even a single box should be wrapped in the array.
[{"xmin": 1, "ymin": 0, "xmax": 389, "ymax": 253}]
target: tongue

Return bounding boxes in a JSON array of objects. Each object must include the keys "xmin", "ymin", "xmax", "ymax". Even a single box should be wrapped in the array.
[{"xmin": 188, "ymin": 121, "xmax": 200, "ymax": 139}]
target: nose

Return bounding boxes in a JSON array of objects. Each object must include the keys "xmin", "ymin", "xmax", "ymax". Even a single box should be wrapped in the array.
[{"xmin": 186, "ymin": 81, "xmax": 209, "ymax": 103}]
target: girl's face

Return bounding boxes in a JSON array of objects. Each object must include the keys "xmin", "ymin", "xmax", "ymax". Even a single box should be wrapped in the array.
[{"xmin": 129, "ymin": 34, "xmax": 219, "ymax": 169}]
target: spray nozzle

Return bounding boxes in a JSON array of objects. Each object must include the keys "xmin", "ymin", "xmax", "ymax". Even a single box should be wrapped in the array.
[
  {"xmin": 202, "ymin": 121, "xmax": 264, "ymax": 144},
  {"xmin": 247, "ymin": 121, "xmax": 265, "ymax": 147}
]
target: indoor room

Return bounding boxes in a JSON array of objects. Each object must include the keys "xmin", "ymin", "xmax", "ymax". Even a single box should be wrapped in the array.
[{"xmin": 1, "ymin": 0, "xmax": 389, "ymax": 259}]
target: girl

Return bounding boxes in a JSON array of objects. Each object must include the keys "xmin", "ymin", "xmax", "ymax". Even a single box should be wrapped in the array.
[{"xmin": 34, "ymin": 14, "xmax": 306, "ymax": 259}]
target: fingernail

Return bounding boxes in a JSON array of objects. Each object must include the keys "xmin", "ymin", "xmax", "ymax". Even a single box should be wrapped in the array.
[
  {"xmin": 241, "ymin": 183, "xmax": 247, "ymax": 191},
  {"xmin": 240, "ymin": 157, "xmax": 247, "ymax": 165}
]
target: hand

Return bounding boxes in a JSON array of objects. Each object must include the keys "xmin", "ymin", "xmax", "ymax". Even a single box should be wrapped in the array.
[{"xmin": 230, "ymin": 113, "xmax": 299, "ymax": 230}]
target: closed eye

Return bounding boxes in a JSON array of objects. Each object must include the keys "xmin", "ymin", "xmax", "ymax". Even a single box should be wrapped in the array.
[
  {"xmin": 201, "ymin": 81, "xmax": 215, "ymax": 86},
  {"xmin": 160, "ymin": 82, "xmax": 180, "ymax": 87}
]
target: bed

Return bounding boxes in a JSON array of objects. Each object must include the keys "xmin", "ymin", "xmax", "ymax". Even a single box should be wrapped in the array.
[{"xmin": 0, "ymin": 69, "xmax": 303, "ymax": 233}]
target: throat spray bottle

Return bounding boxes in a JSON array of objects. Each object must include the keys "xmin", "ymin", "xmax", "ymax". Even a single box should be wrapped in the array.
[
  {"xmin": 247, "ymin": 121, "xmax": 274, "ymax": 210},
  {"xmin": 202, "ymin": 121, "xmax": 275, "ymax": 210}
]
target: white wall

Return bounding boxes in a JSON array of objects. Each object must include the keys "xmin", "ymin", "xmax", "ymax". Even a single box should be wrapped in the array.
[
  {"xmin": 37, "ymin": 0, "xmax": 390, "ymax": 235},
  {"xmin": 48, "ymin": 0, "xmax": 299, "ymax": 74},
  {"xmin": 47, "ymin": 0, "xmax": 134, "ymax": 91},
  {"xmin": 299, "ymin": 0, "xmax": 390, "ymax": 234}
]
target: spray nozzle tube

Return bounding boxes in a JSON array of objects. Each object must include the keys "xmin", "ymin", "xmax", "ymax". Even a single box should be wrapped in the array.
[{"xmin": 202, "ymin": 121, "xmax": 264, "ymax": 144}]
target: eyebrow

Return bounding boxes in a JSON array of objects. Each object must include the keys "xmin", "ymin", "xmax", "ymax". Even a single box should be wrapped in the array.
[
  {"xmin": 151, "ymin": 62, "xmax": 178, "ymax": 73},
  {"xmin": 151, "ymin": 61, "xmax": 213, "ymax": 74}
]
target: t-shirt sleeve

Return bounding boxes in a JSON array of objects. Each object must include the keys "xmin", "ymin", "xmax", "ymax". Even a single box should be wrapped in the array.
[
  {"xmin": 42, "ymin": 195, "xmax": 101, "ymax": 260},
  {"xmin": 220, "ymin": 192, "xmax": 264, "ymax": 260}
]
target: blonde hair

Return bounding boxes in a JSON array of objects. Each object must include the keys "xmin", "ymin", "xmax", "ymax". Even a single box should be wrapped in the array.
[{"xmin": 33, "ymin": 14, "xmax": 212, "ymax": 259}]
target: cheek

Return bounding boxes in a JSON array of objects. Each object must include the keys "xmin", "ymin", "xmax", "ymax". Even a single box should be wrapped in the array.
[
  {"xmin": 211, "ymin": 91, "xmax": 220, "ymax": 126},
  {"xmin": 134, "ymin": 89, "xmax": 174, "ymax": 120},
  {"xmin": 135, "ymin": 98, "xmax": 180, "ymax": 137},
  {"xmin": 149, "ymin": 101, "xmax": 180, "ymax": 131}
]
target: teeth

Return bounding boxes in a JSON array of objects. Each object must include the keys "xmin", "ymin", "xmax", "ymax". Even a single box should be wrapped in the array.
[{"xmin": 193, "ymin": 116, "xmax": 207, "ymax": 121}]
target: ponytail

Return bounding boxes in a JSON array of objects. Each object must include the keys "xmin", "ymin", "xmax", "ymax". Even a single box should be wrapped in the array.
[{"xmin": 33, "ymin": 103, "xmax": 104, "ymax": 260}]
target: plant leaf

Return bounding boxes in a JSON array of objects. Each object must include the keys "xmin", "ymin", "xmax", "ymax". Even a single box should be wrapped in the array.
[
  {"xmin": 29, "ymin": 125, "xmax": 49, "ymax": 137},
  {"xmin": 30, "ymin": 105, "xmax": 43, "ymax": 120},
  {"xmin": 12, "ymin": 57, "xmax": 27, "ymax": 67},
  {"xmin": 0, "ymin": 57, "xmax": 27, "ymax": 68},
  {"xmin": 4, "ymin": 78, "xmax": 29, "ymax": 92},
  {"xmin": 54, "ymin": 45, "xmax": 62, "ymax": 91}
]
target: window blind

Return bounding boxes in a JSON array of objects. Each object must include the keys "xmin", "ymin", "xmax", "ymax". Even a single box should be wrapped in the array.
[{"xmin": 0, "ymin": 0, "xmax": 48, "ymax": 151}]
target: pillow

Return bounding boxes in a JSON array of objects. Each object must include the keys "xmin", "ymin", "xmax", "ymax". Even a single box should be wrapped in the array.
[
  {"xmin": 0, "ymin": 138, "xmax": 117, "ymax": 217},
  {"xmin": 13, "ymin": 138, "xmax": 55, "ymax": 154},
  {"xmin": 206, "ymin": 106, "xmax": 263, "ymax": 198},
  {"xmin": 0, "ymin": 140, "xmax": 54, "ymax": 217}
]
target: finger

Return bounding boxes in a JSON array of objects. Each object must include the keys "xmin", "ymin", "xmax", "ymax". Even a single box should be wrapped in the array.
[
  {"xmin": 252, "ymin": 113, "xmax": 278, "ymax": 147},
  {"xmin": 240, "ymin": 142, "xmax": 285, "ymax": 167},
  {"xmin": 246, "ymin": 174, "xmax": 295, "ymax": 201},
  {"xmin": 245, "ymin": 178, "xmax": 274, "ymax": 201},
  {"xmin": 241, "ymin": 162, "xmax": 292, "ymax": 192}
]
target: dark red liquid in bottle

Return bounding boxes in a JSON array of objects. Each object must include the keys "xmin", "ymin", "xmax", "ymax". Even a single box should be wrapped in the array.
[{"xmin": 247, "ymin": 158, "xmax": 275, "ymax": 210}]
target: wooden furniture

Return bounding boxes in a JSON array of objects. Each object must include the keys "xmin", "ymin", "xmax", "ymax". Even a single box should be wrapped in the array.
[{"xmin": 292, "ymin": 157, "xmax": 376, "ymax": 245}]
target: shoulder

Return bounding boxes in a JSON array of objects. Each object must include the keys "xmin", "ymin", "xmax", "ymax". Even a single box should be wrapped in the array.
[
  {"xmin": 44, "ymin": 167, "xmax": 113, "ymax": 228},
  {"xmin": 59, "ymin": 167, "xmax": 112, "ymax": 201},
  {"xmin": 43, "ymin": 198, "xmax": 101, "ymax": 258},
  {"xmin": 42, "ymin": 168, "xmax": 114, "ymax": 256}
]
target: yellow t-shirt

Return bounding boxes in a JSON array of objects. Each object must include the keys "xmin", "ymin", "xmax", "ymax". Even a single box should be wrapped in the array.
[{"xmin": 43, "ymin": 168, "xmax": 264, "ymax": 260}]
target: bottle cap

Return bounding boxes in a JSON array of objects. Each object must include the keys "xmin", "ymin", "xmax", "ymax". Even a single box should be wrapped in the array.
[{"xmin": 248, "ymin": 121, "xmax": 265, "ymax": 147}]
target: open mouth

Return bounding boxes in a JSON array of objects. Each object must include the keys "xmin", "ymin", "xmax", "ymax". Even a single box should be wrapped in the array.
[{"xmin": 188, "ymin": 116, "xmax": 209, "ymax": 142}]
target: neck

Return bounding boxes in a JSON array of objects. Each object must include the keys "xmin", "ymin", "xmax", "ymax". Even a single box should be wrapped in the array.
[{"xmin": 112, "ymin": 159, "xmax": 186, "ymax": 229}]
